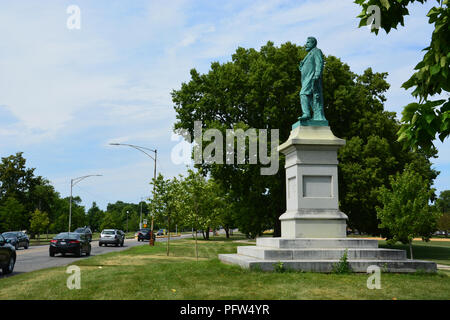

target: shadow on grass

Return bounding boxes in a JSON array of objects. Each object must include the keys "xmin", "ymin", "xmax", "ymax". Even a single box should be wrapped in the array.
[
  {"xmin": 184, "ymin": 235, "xmax": 249, "ymax": 242},
  {"xmin": 379, "ymin": 242, "xmax": 450, "ymax": 265}
]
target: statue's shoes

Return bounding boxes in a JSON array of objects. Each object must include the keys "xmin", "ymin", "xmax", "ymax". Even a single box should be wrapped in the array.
[{"xmin": 299, "ymin": 115, "xmax": 311, "ymax": 120}]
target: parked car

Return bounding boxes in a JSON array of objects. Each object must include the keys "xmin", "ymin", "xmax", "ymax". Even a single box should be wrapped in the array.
[
  {"xmin": 136, "ymin": 228, "xmax": 155, "ymax": 242},
  {"xmin": 49, "ymin": 232, "xmax": 91, "ymax": 257},
  {"xmin": 99, "ymin": 229, "xmax": 125, "ymax": 247},
  {"xmin": 74, "ymin": 226, "xmax": 92, "ymax": 242},
  {"xmin": 156, "ymin": 229, "xmax": 165, "ymax": 236},
  {"xmin": 0, "ymin": 234, "xmax": 16, "ymax": 275},
  {"xmin": 2, "ymin": 231, "xmax": 29, "ymax": 250}
]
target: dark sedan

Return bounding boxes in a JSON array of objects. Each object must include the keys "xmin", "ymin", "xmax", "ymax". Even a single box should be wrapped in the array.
[
  {"xmin": 136, "ymin": 228, "xmax": 155, "ymax": 242},
  {"xmin": 49, "ymin": 232, "xmax": 91, "ymax": 257},
  {"xmin": 0, "ymin": 234, "xmax": 16, "ymax": 275},
  {"xmin": 2, "ymin": 231, "xmax": 29, "ymax": 250},
  {"xmin": 74, "ymin": 226, "xmax": 92, "ymax": 242}
]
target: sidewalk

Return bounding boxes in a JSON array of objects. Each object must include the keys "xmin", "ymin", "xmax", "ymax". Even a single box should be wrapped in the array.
[
  {"xmin": 437, "ymin": 264, "xmax": 450, "ymax": 271},
  {"xmin": 354, "ymin": 237, "xmax": 450, "ymax": 242}
]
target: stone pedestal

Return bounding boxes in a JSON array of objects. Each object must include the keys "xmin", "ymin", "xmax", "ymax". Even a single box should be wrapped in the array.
[
  {"xmin": 219, "ymin": 123, "xmax": 437, "ymax": 273},
  {"xmin": 278, "ymin": 125, "xmax": 347, "ymax": 238}
]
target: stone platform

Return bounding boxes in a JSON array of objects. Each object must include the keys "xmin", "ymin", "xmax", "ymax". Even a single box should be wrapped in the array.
[{"xmin": 219, "ymin": 238, "xmax": 437, "ymax": 273}]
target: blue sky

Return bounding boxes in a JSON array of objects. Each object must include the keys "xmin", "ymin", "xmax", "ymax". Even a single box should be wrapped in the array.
[{"xmin": 0, "ymin": 0, "xmax": 448, "ymax": 210}]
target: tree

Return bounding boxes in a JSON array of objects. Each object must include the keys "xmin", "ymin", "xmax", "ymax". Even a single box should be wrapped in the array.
[
  {"xmin": 0, "ymin": 152, "xmax": 37, "ymax": 201},
  {"xmin": 87, "ymin": 202, "xmax": 104, "ymax": 232},
  {"xmin": 29, "ymin": 209, "xmax": 50, "ymax": 242},
  {"xmin": 436, "ymin": 190, "xmax": 450, "ymax": 212},
  {"xmin": 376, "ymin": 165, "xmax": 441, "ymax": 259},
  {"xmin": 437, "ymin": 213, "xmax": 450, "ymax": 236},
  {"xmin": 436, "ymin": 190, "xmax": 450, "ymax": 236},
  {"xmin": 0, "ymin": 153, "xmax": 62, "ymax": 232},
  {"xmin": 356, "ymin": 0, "xmax": 450, "ymax": 152},
  {"xmin": 0, "ymin": 197, "xmax": 26, "ymax": 232},
  {"xmin": 29, "ymin": 180, "xmax": 62, "ymax": 235},
  {"xmin": 177, "ymin": 170, "xmax": 209, "ymax": 259},
  {"xmin": 53, "ymin": 196, "xmax": 86, "ymax": 233},
  {"xmin": 172, "ymin": 41, "xmax": 438, "ymax": 236},
  {"xmin": 150, "ymin": 174, "xmax": 182, "ymax": 255},
  {"xmin": 100, "ymin": 211, "xmax": 122, "ymax": 230}
]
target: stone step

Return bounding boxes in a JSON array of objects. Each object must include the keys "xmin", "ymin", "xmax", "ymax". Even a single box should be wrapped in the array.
[
  {"xmin": 256, "ymin": 237, "xmax": 379, "ymax": 249},
  {"xmin": 219, "ymin": 254, "xmax": 437, "ymax": 273},
  {"xmin": 237, "ymin": 246, "xmax": 407, "ymax": 261}
]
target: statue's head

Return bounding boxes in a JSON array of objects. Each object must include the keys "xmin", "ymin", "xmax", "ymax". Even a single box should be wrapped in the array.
[{"xmin": 305, "ymin": 37, "xmax": 317, "ymax": 52}]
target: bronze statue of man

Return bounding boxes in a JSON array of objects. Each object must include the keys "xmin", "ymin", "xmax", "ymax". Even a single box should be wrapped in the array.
[{"xmin": 299, "ymin": 37, "xmax": 326, "ymax": 122}]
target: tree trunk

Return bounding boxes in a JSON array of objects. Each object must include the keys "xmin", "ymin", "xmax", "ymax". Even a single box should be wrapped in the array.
[
  {"xmin": 195, "ymin": 228, "xmax": 198, "ymax": 261},
  {"xmin": 166, "ymin": 215, "xmax": 170, "ymax": 256},
  {"xmin": 205, "ymin": 227, "xmax": 210, "ymax": 240},
  {"xmin": 409, "ymin": 240, "xmax": 414, "ymax": 260},
  {"xmin": 225, "ymin": 227, "xmax": 230, "ymax": 239}
]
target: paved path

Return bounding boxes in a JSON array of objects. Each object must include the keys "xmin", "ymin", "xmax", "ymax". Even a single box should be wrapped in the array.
[{"xmin": 437, "ymin": 264, "xmax": 450, "ymax": 271}]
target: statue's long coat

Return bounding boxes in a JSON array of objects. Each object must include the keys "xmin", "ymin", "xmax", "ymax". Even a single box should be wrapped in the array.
[{"xmin": 299, "ymin": 47, "xmax": 324, "ymax": 95}]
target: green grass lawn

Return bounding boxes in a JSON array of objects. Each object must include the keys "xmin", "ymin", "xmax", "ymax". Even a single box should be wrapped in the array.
[
  {"xmin": 0, "ymin": 235, "xmax": 449, "ymax": 300},
  {"xmin": 379, "ymin": 240, "xmax": 450, "ymax": 266}
]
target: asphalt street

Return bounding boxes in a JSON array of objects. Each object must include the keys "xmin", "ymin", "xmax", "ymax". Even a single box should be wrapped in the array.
[{"xmin": 3, "ymin": 234, "xmax": 194, "ymax": 278}]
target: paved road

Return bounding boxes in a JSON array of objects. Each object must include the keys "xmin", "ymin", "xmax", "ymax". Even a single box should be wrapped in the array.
[{"xmin": 3, "ymin": 234, "xmax": 194, "ymax": 278}]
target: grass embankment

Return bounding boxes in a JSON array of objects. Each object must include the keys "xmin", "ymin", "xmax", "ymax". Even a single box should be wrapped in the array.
[{"xmin": 0, "ymin": 235, "xmax": 449, "ymax": 300}]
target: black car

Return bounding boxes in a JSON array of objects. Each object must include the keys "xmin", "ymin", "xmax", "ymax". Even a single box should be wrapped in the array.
[
  {"xmin": 74, "ymin": 226, "xmax": 92, "ymax": 242},
  {"xmin": 2, "ymin": 231, "xmax": 29, "ymax": 250},
  {"xmin": 136, "ymin": 228, "xmax": 155, "ymax": 242},
  {"xmin": 0, "ymin": 234, "xmax": 16, "ymax": 275},
  {"xmin": 49, "ymin": 232, "xmax": 91, "ymax": 257}
]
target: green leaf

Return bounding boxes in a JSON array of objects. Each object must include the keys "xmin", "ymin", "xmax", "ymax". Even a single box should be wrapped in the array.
[
  {"xmin": 380, "ymin": 0, "xmax": 391, "ymax": 10},
  {"xmin": 430, "ymin": 64, "xmax": 440, "ymax": 75},
  {"xmin": 425, "ymin": 113, "xmax": 435, "ymax": 124}
]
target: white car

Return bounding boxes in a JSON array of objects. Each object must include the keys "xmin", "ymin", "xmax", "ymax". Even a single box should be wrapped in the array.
[{"xmin": 99, "ymin": 229, "xmax": 125, "ymax": 247}]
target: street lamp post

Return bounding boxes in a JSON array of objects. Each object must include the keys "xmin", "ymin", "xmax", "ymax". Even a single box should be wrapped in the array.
[
  {"xmin": 110, "ymin": 143, "xmax": 157, "ymax": 245},
  {"xmin": 69, "ymin": 174, "xmax": 102, "ymax": 233},
  {"xmin": 126, "ymin": 210, "xmax": 129, "ymax": 233},
  {"xmin": 139, "ymin": 196, "xmax": 145, "ymax": 229}
]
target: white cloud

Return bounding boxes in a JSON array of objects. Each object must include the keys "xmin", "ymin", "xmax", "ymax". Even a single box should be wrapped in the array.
[{"xmin": 1, "ymin": 0, "xmax": 447, "ymax": 205}]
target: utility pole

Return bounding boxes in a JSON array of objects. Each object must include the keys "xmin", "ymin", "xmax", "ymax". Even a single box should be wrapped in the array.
[
  {"xmin": 69, "ymin": 175, "xmax": 102, "ymax": 233},
  {"xmin": 110, "ymin": 143, "xmax": 157, "ymax": 245},
  {"xmin": 126, "ymin": 210, "xmax": 129, "ymax": 233}
]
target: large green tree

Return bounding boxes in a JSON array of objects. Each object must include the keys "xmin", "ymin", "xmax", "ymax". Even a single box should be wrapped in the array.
[
  {"xmin": 355, "ymin": 0, "xmax": 450, "ymax": 152},
  {"xmin": 172, "ymin": 41, "xmax": 437, "ymax": 237},
  {"xmin": 105, "ymin": 201, "xmax": 142, "ymax": 232},
  {"xmin": 436, "ymin": 190, "xmax": 450, "ymax": 236},
  {"xmin": 0, "ymin": 153, "xmax": 63, "ymax": 232},
  {"xmin": 0, "ymin": 197, "xmax": 26, "ymax": 232},
  {"xmin": 436, "ymin": 190, "xmax": 450, "ymax": 213},
  {"xmin": 52, "ymin": 196, "xmax": 86, "ymax": 233},
  {"xmin": 87, "ymin": 202, "xmax": 104, "ymax": 232}
]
